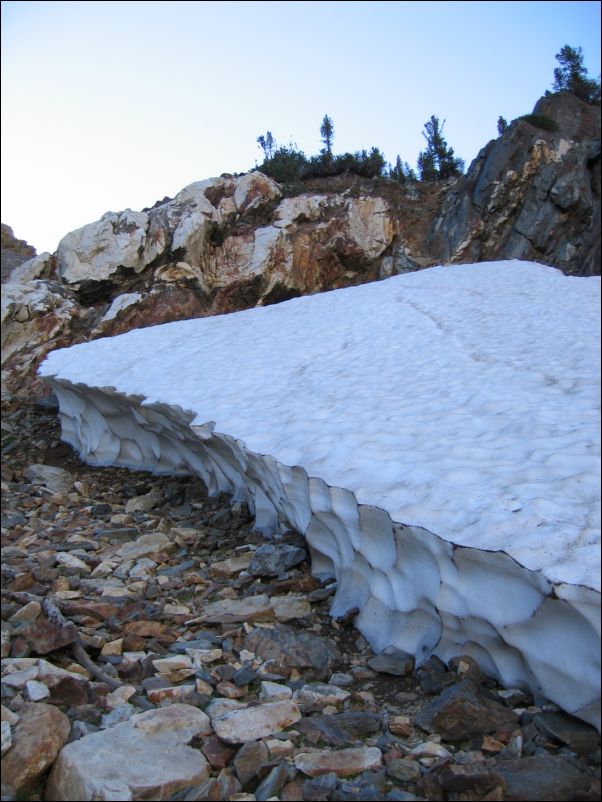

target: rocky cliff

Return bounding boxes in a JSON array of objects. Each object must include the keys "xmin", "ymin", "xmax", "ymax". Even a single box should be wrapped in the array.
[
  {"xmin": 429, "ymin": 93, "xmax": 601, "ymax": 275},
  {"xmin": 1, "ymin": 92, "xmax": 600, "ymax": 398}
]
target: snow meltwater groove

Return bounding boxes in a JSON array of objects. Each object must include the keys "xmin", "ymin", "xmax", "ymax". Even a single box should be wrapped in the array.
[{"xmin": 39, "ymin": 261, "xmax": 601, "ymax": 729}]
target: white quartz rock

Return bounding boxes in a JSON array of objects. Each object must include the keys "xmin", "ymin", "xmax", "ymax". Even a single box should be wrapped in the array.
[
  {"xmin": 46, "ymin": 704, "xmax": 211, "ymax": 801},
  {"xmin": 57, "ymin": 210, "xmax": 151, "ymax": 285},
  {"xmin": 211, "ymin": 700, "xmax": 302, "ymax": 743}
]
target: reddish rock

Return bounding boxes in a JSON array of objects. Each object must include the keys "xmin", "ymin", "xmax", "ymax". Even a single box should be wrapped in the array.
[
  {"xmin": 435, "ymin": 763, "xmax": 506, "ymax": 799},
  {"xmin": 123, "ymin": 620, "xmax": 176, "ymax": 643},
  {"xmin": 96, "ymin": 286, "xmax": 208, "ymax": 338},
  {"xmin": 1, "ymin": 702, "xmax": 70, "ymax": 798},
  {"xmin": 415, "ymin": 679, "xmax": 519, "ymax": 742},
  {"xmin": 11, "ymin": 613, "xmax": 78, "ymax": 655},
  {"xmin": 61, "ymin": 599, "xmax": 119, "ymax": 621},
  {"xmin": 215, "ymin": 680, "xmax": 247, "ymax": 699},
  {"xmin": 201, "ymin": 734, "xmax": 237, "ymax": 770},
  {"xmin": 47, "ymin": 675, "xmax": 91, "ymax": 706},
  {"xmin": 213, "ymin": 767, "xmax": 242, "ymax": 800}
]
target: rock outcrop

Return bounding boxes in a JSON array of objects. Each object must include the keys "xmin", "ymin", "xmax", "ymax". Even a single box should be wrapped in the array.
[
  {"xmin": 429, "ymin": 93, "xmax": 601, "ymax": 276},
  {"xmin": 1, "ymin": 171, "xmax": 407, "ymax": 397},
  {"xmin": 1, "ymin": 93, "xmax": 599, "ymax": 399},
  {"xmin": 1, "ymin": 224, "xmax": 36, "ymax": 283}
]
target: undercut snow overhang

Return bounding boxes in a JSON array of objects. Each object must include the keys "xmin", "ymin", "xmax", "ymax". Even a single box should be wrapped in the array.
[{"xmin": 39, "ymin": 261, "xmax": 601, "ymax": 729}]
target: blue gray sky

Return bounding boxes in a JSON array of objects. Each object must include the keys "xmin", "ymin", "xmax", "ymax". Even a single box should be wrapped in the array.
[{"xmin": 2, "ymin": 0, "xmax": 600, "ymax": 254}]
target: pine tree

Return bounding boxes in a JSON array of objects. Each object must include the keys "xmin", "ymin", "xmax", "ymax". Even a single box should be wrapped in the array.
[
  {"xmin": 417, "ymin": 149, "xmax": 437, "ymax": 182},
  {"xmin": 391, "ymin": 155, "xmax": 417, "ymax": 183},
  {"xmin": 497, "ymin": 116, "xmax": 508, "ymax": 136},
  {"xmin": 366, "ymin": 146, "xmax": 386, "ymax": 177},
  {"xmin": 553, "ymin": 45, "xmax": 601, "ymax": 104},
  {"xmin": 417, "ymin": 116, "xmax": 464, "ymax": 181},
  {"xmin": 320, "ymin": 115, "xmax": 334, "ymax": 161},
  {"xmin": 389, "ymin": 155, "xmax": 406, "ymax": 183},
  {"xmin": 257, "ymin": 131, "xmax": 275, "ymax": 161}
]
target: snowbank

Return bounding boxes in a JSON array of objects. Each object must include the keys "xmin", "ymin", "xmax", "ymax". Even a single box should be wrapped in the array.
[{"xmin": 39, "ymin": 261, "xmax": 601, "ymax": 728}]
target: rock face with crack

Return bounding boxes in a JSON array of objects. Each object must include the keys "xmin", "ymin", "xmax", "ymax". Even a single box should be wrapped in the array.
[{"xmin": 39, "ymin": 260, "xmax": 601, "ymax": 730}]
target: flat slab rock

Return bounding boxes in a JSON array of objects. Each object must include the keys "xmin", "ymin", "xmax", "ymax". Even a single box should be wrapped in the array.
[
  {"xmin": 368, "ymin": 650, "xmax": 415, "ymax": 676},
  {"xmin": 211, "ymin": 700, "xmax": 302, "ymax": 744},
  {"xmin": 497, "ymin": 754, "xmax": 600, "ymax": 801},
  {"xmin": 24, "ymin": 463, "xmax": 73, "ymax": 494},
  {"xmin": 295, "ymin": 711, "xmax": 383, "ymax": 746},
  {"xmin": 294, "ymin": 746, "xmax": 383, "ymax": 777},
  {"xmin": 245, "ymin": 624, "xmax": 341, "ymax": 675},
  {"xmin": 46, "ymin": 704, "xmax": 212, "ymax": 801},
  {"xmin": 532, "ymin": 710, "xmax": 600, "ymax": 755}
]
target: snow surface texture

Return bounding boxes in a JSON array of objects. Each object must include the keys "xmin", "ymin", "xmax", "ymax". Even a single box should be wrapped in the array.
[{"xmin": 40, "ymin": 261, "xmax": 601, "ymax": 728}]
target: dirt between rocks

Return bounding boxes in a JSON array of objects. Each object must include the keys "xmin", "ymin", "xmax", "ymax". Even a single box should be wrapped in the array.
[{"xmin": 1, "ymin": 399, "xmax": 600, "ymax": 802}]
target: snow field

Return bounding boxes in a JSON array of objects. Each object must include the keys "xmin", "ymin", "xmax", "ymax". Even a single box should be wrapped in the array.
[{"xmin": 40, "ymin": 261, "xmax": 601, "ymax": 727}]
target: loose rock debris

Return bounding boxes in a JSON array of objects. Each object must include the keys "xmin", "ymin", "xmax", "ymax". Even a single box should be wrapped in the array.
[{"xmin": 1, "ymin": 400, "xmax": 600, "ymax": 801}]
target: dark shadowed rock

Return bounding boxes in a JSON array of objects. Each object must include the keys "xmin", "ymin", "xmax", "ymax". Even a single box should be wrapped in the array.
[
  {"xmin": 368, "ymin": 649, "xmax": 414, "ymax": 676},
  {"xmin": 532, "ymin": 711, "xmax": 600, "ymax": 755},
  {"xmin": 303, "ymin": 771, "xmax": 339, "ymax": 801},
  {"xmin": 248, "ymin": 542, "xmax": 308, "ymax": 576},
  {"xmin": 232, "ymin": 739, "xmax": 269, "ymax": 785},
  {"xmin": 385, "ymin": 759, "xmax": 421, "ymax": 783},
  {"xmin": 255, "ymin": 763, "xmax": 292, "ymax": 801},
  {"xmin": 496, "ymin": 755, "xmax": 599, "ymax": 801},
  {"xmin": 447, "ymin": 654, "xmax": 486, "ymax": 683},
  {"xmin": 433, "ymin": 762, "xmax": 506, "ymax": 799},
  {"xmin": 47, "ymin": 674, "xmax": 91, "ymax": 706},
  {"xmin": 296, "ymin": 712, "xmax": 382, "ymax": 746},
  {"xmin": 330, "ymin": 768, "xmax": 387, "ymax": 800},
  {"xmin": 414, "ymin": 679, "xmax": 519, "ymax": 741},
  {"xmin": 416, "ymin": 654, "xmax": 450, "ymax": 694},
  {"xmin": 245, "ymin": 624, "xmax": 341, "ymax": 677}
]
